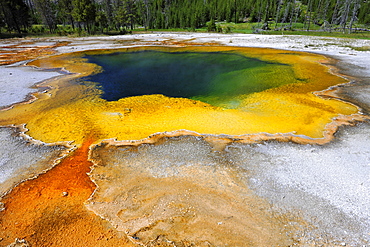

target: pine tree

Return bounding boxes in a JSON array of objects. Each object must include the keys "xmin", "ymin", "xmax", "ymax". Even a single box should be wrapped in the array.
[
  {"xmin": 348, "ymin": 0, "xmax": 361, "ymax": 32},
  {"xmin": 0, "ymin": 0, "xmax": 30, "ymax": 33},
  {"xmin": 57, "ymin": 0, "xmax": 74, "ymax": 29},
  {"xmin": 34, "ymin": 0, "xmax": 57, "ymax": 32},
  {"xmin": 358, "ymin": 0, "xmax": 370, "ymax": 24},
  {"xmin": 72, "ymin": 0, "xmax": 96, "ymax": 34}
]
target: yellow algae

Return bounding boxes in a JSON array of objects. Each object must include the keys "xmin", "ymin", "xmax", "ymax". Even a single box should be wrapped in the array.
[{"xmin": 0, "ymin": 46, "xmax": 359, "ymax": 145}]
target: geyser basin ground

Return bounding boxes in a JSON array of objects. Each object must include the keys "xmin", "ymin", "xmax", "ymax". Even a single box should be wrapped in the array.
[
  {"xmin": 1, "ymin": 35, "xmax": 369, "ymax": 246},
  {"xmin": 0, "ymin": 46, "xmax": 359, "ymax": 145}
]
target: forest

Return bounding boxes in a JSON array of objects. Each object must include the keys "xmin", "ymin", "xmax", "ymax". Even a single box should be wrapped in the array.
[{"xmin": 0, "ymin": 0, "xmax": 369, "ymax": 36}]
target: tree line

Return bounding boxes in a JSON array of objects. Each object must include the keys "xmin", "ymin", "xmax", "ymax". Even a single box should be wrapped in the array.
[{"xmin": 0, "ymin": 0, "xmax": 369, "ymax": 35}]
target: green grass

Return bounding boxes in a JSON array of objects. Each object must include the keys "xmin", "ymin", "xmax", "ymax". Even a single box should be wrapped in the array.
[
  {"xmin": 1, "ymin": 22, "xmax": 369, "ymax": 40},
  {"xmin": 134, "ymin": 26, "xmax": 370, "ymax": 39},
  {"xmin": 202, "ymin": 22, "xmax": 369, "ymax": 39},
  {"xmin": 266, "ymin": 30, "xmax": 370, "ymax": 39},
  {"xmin": 343, "ymin": 45, "xmax": 370, "ymax": 51}
]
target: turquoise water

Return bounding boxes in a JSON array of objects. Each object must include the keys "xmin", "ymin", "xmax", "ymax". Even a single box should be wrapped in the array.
[{"xmin": 83, "ymin": 50, "xmax": 298, "ymax": 108}]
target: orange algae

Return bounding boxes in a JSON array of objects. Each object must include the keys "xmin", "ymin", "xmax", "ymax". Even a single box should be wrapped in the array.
[
  {"xmin": 0, "ymin": 46, "xmax": 359, "ymax": 145},
  {"xmin": 0, "ymin": 139, "xmax": 134, "ymax": 246},
  {"xmin": 0, "ymin": 41, "xmax": 69, "ymax": 66}
]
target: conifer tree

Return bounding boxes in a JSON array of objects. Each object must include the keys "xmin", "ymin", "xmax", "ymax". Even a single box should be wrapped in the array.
[
  {"xmin": 0, "ymin": 0, "xmax": 30, "ymax": 33},
  {"xmin": 34, "ymin": 0, "xmax": 57, "ymax": 32},
  {"xmin": 72, "ymin": 0, "xmax": 96, "ymax": 33},
  {"xmin": 58, "ymin": 0, "xmax": 74, "ymax": 29}
]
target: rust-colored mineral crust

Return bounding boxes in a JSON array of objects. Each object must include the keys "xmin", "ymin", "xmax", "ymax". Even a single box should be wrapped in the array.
[
  {"xmin": 0, "ymin": 139, "xmax": 134, "ymax": 247},
  {"xmin": 0, "ymin": 41, "xmax": 69, "ymax": 66}
]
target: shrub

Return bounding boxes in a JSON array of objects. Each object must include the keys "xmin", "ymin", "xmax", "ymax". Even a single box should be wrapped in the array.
[{"xmin": 207, "ymin": 19, "xmax": 216, "ymax": 32}]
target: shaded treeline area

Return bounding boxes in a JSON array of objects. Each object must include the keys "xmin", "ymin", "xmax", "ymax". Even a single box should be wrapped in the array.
[{"xmin": 0, "ymin": 0, "xmax": 369, "ymax": 36}]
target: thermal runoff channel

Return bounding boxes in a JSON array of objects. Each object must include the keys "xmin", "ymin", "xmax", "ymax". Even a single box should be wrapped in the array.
[{"xmin": 83, "ymin": 50, "xmax": 299, "ymax": 108}]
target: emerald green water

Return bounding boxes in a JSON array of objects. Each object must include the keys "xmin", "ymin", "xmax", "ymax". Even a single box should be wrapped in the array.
[{"xmin": 83, "ymin": 50, "xmax": 302, "ymax": 108}]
